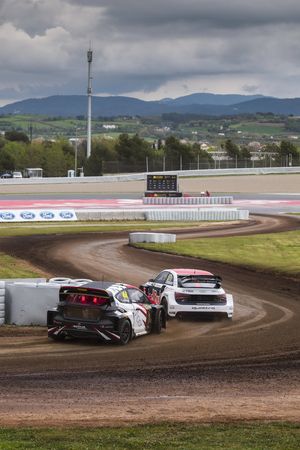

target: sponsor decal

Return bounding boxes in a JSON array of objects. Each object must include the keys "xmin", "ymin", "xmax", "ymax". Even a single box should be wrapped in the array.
[
  {"xmin": 0, "ymin": 212, "xmax": 15, "ymax": 220},
  {"xmin": 20, "ymin": 211, "xmax": 35, "ymax": 220},
  {"xmin": 59, "ymin": 211, "xmax": 74, "ymax": 219},
  {"xmin": 40, "ymin": 211, "xmax": 55, "ymax": 220}
]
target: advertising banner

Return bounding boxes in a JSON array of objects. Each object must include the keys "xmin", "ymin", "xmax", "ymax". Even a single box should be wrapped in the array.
[{"xmin": 0, "ymin": 209, "xmax": 77, "ymax": 222}]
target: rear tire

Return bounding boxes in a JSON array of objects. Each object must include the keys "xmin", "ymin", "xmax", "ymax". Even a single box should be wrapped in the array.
[
  {"xmin": 153, "ymin": 309, "xmax": 163, "ymax": 334},
  {"xmin": 118, "ymin": 319, "xmax": 132, "ymax": 345}
]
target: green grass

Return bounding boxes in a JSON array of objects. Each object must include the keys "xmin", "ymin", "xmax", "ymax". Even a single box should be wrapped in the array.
[
  {"xmin": 0, "ymin": 221, "xmax": 210, "ymax": 237},
  {"xmin": 229, "ymin": 122, "xmax": 285, "ymax": 135},
  {"xmin": 0, "ymin": 423, "xmax": 299, "ymax": 449},
  {"xmin": 134, "ymin": 230, "xmax": 300, "ymax": 278},
  {"xmin": 0, "ymin": 253, "xmax": 46, "ymax": 278}
]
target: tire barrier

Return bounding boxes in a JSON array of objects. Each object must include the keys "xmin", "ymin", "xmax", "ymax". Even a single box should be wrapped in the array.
[
  {"xmin": 129, "ymin": 232, "xmax": 176, "ymax": 244},
  {"xmin": 145, "ymin": 208, "xmax": 249, "ymax": 221},
  {"xmin": 0, "ymin": 280, "xmax": 5, "ymax": 325},
  {"xmin": 143, "ymin": 196, "xmax": 233, "ymax": 205}
]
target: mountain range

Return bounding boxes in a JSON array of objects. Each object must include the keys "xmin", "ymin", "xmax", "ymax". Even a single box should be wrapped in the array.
[{"xmin": 1, "ymin": 93, "xmax": 300, "ymax": 117}]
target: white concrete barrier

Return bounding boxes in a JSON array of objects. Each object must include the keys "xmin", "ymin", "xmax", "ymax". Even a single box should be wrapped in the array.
[
  {"xmin": 76, "ymin": 208, "xmax": 249, "ymax": 221},
  {"xmin": 5, "ymin": 282, "xmax": 61, "ymax": 326},
  {"xmin": 145, "ymin": 208, "xmax": 249, "ymax": 221},
  {"xmin": 129, "ymin": 232, "xmax": 176, "ymax": 244},
  {"xmin": 3, "ymin": 278, "xmax": 94, "ymax": 326},
  {"xmin": 143, "ymin": 196, "xmax": 233, "ymax": 205}
]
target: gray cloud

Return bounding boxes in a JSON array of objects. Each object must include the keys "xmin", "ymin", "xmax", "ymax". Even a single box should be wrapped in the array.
[{"xmin": 0, "ymin": 0, "xmax": 300, "ymax": 105}]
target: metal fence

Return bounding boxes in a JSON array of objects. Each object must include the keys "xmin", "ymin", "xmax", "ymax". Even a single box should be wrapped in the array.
[{"xmin": 102, "ymin": 155, "xmax": 300, "ymax": 174}]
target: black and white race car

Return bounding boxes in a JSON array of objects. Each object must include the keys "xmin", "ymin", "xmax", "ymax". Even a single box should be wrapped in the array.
[
  {"xmin": 47, "ymin": 281, "xmax": 166, "ymax": 345},
  {"xmin": 141, "ymin": 268, "xmax": 234, "ymax": 320}
]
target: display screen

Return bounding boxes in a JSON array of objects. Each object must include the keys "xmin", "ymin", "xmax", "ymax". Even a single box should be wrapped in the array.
[{"xmin": 147, "ymin": 174, "xmax": 177, "ymax": 192}]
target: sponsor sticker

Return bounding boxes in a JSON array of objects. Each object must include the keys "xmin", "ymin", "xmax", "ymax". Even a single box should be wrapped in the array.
[
  {"xmin": 0, "ymin": 212, "xmax": 15, "ymax": 220},
  {"xmin": 20, "ymin": 211, "xmax": 36, "ymax": 220},
  {"xmin": 40, "ymin": 211, "xmax": 55, "ymax": 220},
  {"xmin": 59, "ymin": 211, "xmax": 74, "ymax": 219}
]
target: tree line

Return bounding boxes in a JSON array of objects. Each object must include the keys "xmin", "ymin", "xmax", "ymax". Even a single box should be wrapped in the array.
[
  {"xmin": 0, "ymin": 131, "xmax": 213, "ymax": 176},
  {"xmin": 0, "ymin": 130, "xmax": 299, "ymax": 177}
]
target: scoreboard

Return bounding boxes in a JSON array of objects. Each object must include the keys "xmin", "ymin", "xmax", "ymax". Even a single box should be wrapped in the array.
[
  {"xmin": 145, "ymin": 174, "xmax": 182, "ymax": 197},
  {"xmin": 146, "ymin": 174, "xmax": 178, "ymax": 192}
]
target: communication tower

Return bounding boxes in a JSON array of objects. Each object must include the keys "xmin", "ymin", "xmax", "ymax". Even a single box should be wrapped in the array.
[{"xmin": 87, "ymin": 47, "xmax": 93, "ymax": 158}]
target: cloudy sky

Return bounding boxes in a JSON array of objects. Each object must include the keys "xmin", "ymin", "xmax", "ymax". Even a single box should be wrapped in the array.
[{"xmin": 1, "ymin": 0, "xmax": 300, "ymax": 106}]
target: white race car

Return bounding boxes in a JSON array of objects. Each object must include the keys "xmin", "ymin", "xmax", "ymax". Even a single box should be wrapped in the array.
[{"xmin": 142, "ymin": 268, "xmax": 234, "ymax": 320}]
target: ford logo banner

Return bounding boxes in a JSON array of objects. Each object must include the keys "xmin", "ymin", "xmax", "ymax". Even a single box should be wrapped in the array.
[
  {"xmin": 20, "ymin": 211, "xmax": 36, "ymax": 220},
  {"xmin": 59, "ymin": 211, "xmax": 74, "ymax": 219},
  {"xmin": 0, "ymin": 209, "xmax": 77, "ymax": 222},
  {"xmin": 40, "ymin": 211, "xmax": 55, "ymax": 220},
  {"xmin": 0, "ymin": 212, "xmax": 15, "ymax": 220}
]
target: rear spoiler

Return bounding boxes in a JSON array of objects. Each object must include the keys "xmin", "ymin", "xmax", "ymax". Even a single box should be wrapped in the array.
[
  {"xmin": 179, "ymin": 275, "xmax": 222, "ymax": 289},
  {"xmin": 59, "ymin": 286, "xmax": 112, "ymax": 304}
]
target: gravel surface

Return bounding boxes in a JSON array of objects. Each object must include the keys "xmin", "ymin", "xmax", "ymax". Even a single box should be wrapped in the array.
[{"xmin": 0, "ymin": 214, "xmax": 299, "ymax": 426}]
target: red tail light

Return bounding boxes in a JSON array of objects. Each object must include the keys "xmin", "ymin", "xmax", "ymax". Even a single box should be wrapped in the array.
[{"xmin": 65, "ymin": 293, "xmax": 110, "ymax": 305}]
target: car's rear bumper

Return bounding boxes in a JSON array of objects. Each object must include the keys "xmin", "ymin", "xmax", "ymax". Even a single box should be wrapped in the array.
[
  {"xmin": 168, "ymin": 294, "xmax": 234, "ymax": 318},
  {"xmin": 48, "ymin": 321, "xmax": 122, "ymax": 343}
]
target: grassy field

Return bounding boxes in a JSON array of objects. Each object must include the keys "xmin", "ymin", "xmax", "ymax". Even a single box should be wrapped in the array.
[
  {"xmin": 0, "ymin": 253, "xmax": 46, "ymax": 278},
  {"xmin": 0, "ymin": 423, "xmax": 299, "ymax": 450},
  {"xmin": 0, "ymin": 221, "xmax": 211, "ymax": 237},
  {"xmin": 134, "ymin": 230, "xmax": 300, "ymax": 278}
]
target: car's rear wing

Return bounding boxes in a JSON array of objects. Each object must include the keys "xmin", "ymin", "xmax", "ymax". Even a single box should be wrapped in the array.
[
  {"xmin": 59, "ymin": 285, "xmax": 112, "ymax": 306},
  {"xmin": 178, "ymin": 275, "xmax": 222, "ymax": 289}
]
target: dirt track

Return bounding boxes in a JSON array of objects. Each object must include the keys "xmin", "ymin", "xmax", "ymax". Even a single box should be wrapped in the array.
[{"xmin": 0, "ymin": 214, "xmax": 299, "ymax": 426}]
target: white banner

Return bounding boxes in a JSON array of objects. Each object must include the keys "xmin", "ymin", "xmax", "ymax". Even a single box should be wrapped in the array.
[{"xmin": 0, "ymin": 209, "xmax": 77, "ymax": 222}]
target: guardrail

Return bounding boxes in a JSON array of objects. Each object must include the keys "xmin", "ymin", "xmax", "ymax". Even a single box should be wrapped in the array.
[{"xmin": 1, "ymin": 166, "xmax": 300, "ymax": 185}]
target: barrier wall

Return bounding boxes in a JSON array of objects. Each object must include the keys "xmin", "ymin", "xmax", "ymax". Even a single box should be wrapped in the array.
[
  {"xmin": 3, "ymin": 278, "xmax": 93, "ymax": 326},
  {"xmin": 129, "ymin": 232, "xmax": 176, "ymax": 244},
  {"xmin": 145, "ymin": 208, "xmax": 249, "ymax": 221},
  {"xmin": 5, "ymin": 282, "xmax": 61, "ymax": 326},
  {"xmin": 143, "ymin": 196, "xmax": 233, "ymax": 205},
  {"xmin": 76, "ymin": 208, "xmax": 249, "ymax": 221},
  {"xmin": 76, "ymin": 209, "xmax": 145, "ymax": 221}
]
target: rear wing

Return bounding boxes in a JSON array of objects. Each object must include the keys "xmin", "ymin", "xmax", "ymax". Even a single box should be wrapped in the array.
[
  {"xmin": 178, "ymin": 275, "xmax": 222, "ymax": 289},
  {"xmin": 59, "ymin": 285, "xmax": 112, "ymax": 305}
]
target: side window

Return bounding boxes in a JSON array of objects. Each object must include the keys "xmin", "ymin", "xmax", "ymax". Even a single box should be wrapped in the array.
[
  {"xmin": 154, "ymin": 271, "xmax": 169, "ymax": 284},
  {"xmin": 165, "ymin": 273, "xmax": 174, "ymax": 286},
  {"xmin": 128, "ymin": 288, "xmax": 150, "ymax": 304},
  {"xmin": 115, "ymin": 290, "xmax": 130, "ymax": 304}
]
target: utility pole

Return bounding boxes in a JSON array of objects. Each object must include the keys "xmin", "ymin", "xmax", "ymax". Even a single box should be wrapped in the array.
[{"xmin": 87, "ymin": 47, "xmax": 93, "ymax": 159}]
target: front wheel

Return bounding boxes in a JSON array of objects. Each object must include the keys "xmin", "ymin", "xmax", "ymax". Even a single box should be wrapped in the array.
[
  {"xmin": 118, "ymin": 319, "xmax": 132, "ymax": 345},
  {"xmin": 161, "ymin": 298, "xmax": 171, "ymax": 320}
]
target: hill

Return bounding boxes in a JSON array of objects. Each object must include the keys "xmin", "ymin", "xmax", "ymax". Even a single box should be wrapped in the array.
[{"xmin": 1, "ymin": 93, "xmax": 300, "ymax": 117}]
